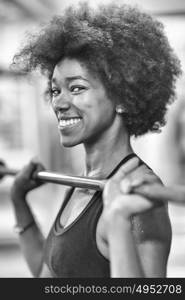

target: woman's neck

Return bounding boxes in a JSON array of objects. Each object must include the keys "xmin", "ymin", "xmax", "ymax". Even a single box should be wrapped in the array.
[{"xmin": 83, "ymin": 124, "xmax": 133, "ymax": 178}]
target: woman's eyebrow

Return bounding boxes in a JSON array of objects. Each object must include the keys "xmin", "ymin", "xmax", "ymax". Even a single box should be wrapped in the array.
[
  {"xmin": 66, "ymin": 76, "xmax": 89, "ymax": 82},
  {"xmin": 51, "ymin": 76, "xmax": 89, "ymax": 85}
]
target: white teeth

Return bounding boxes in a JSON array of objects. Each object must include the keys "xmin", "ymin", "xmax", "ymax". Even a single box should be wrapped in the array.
[{"xmin": 58, "ymin": 118, "xmax": 81, "ymax": 128}]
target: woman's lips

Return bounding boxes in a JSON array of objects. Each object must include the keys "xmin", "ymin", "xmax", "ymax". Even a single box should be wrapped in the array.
[{"xmin": 58, "ymin": 117, "xmax": 82, "ymax": 129}]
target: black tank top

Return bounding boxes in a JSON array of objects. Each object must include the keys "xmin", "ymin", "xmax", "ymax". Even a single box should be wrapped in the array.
[{"xmin": 44, "ymin": 153, "xmax": 138, "ymax": 277}]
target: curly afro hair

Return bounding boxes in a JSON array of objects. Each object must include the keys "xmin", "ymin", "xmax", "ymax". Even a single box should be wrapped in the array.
[{"xmin": 13, "ymin": 2, "xmax": 181, "ymax": 136}]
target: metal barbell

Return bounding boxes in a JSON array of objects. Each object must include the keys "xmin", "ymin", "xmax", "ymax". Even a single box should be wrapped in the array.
[
  {"xmin": 0, "ymin": 160, "xmax": 105, "ymax": 191},
  {"xmin": 1, "ymin": 159, "xmax": 185, "ymax": 205}
]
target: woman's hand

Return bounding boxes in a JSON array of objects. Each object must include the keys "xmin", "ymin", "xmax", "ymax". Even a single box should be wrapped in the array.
[
  {"xmin": 102, "ymin": 156, "xmax": 162, "ymax": 223},
  {"xmin": 99, "ymin": 157, "xmax": 170, "ymax": 278},
  {"xmin": 11, "ymin": 159, "xmax": 45, "ymax": 201}
]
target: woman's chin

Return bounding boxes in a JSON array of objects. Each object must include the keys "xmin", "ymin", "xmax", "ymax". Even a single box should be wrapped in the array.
[{"xmin": 60, "ymin": 136, "xmax": 81, "ymax": 148}]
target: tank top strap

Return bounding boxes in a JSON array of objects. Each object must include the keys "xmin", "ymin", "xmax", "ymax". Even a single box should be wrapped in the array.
[
  {"xmin": 55, "ymin": 153, "xmax": 139, "ymax": 232},
  {"xmin": 106, "ymin": 153, "xmax": 138, "ymax": 179}
]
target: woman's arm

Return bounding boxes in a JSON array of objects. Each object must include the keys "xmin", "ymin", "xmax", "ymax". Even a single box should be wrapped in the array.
[
  {"xmin": 105, "ymin": 195, "xmax": 171, "ymax": 277},
  {"xmin": 11, "ymin": 160, "xmax": 47, "ymax": 277},
  {"xmin": 107, "ymin": 204, "xmax": 171, "ymax": 277},
  {"xmin": 133, "ymin": 204, "xmax": 171, "ymax": 277},
  {"xmin": 102, "ymin": 157, "xmax": 171, "ymax": 277},
  {"xmin": 107, "ymin": 211, "xmax": 145, "ymax": 277},
  {"xmin": 12, "ymin": 192, "xmax": 45, "ymax": 277}
]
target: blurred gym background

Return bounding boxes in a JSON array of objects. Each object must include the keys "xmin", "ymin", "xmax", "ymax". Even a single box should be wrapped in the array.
[{"xmin": 0, "ymin": 0, "xmax": 185, "ymax": 277}]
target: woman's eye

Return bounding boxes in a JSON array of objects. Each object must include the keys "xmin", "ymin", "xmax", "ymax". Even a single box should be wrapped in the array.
[
  {"xmin": 70, "ymin": 86, "xmax": 85, "ymax": 93},
  {"xmin": 51, "ymin": 88, "xmax": 60, "ymax": 97}
]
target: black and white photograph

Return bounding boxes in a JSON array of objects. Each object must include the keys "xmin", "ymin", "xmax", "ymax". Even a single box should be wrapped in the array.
[{"xmin": 0, "ymin": 0, "xmax": 185, "ymax": 296}]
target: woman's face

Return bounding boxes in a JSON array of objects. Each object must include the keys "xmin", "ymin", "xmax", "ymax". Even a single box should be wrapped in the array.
[{"xmin": 51, "ymin": 58, "xmax": 117, "ymax": 147}]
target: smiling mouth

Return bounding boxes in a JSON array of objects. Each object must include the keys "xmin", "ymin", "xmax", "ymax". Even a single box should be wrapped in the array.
[{"xmin": 58, "ymin": 118, "xmax": 82, "ymax": 129}]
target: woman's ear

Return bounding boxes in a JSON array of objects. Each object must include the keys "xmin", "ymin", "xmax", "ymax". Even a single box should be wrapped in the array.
[{"xmin": 115, "ymin": 104, "xmax": 125, "ymax": 114}]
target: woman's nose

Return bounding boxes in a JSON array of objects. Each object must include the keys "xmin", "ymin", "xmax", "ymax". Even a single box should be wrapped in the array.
[{"xmin": 52, "ymin": 92, "xmax": 71, "ymax": 111}]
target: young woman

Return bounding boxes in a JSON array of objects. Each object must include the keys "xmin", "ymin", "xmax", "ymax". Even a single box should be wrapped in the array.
[{"xmin": 11, "ymin": 2, "xmax": 181, "ymax": 277}]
